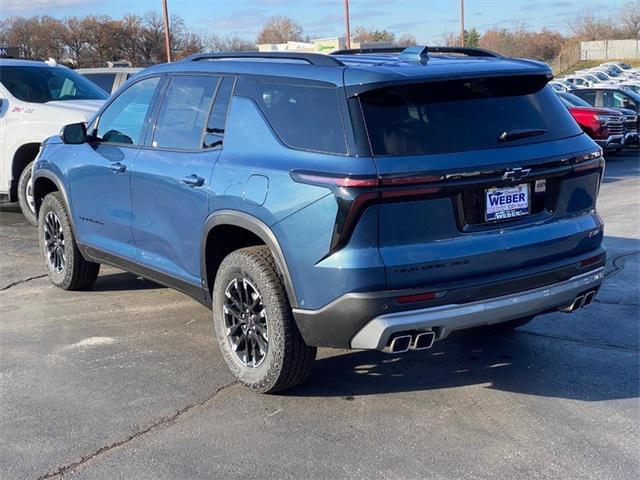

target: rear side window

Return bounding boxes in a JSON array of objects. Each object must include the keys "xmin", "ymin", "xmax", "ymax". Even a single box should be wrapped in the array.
[
  {"xmin": 83, "ymin": 73, "xmax": 116, "ymax": 94},
  {"xmin": 360, "ymin": 76, "xmax": 582, "ymax": 156},
  {"xmin": 236, "ymin": 76, "xmax": 347, "ymax": 154},
  {"xmin": 204, "ymin": 77, "xmax": 235, "ymax": 148},
  {"xmin": 572, "ymin": 90, "xmax": 598, "ymax": 106},
  {"xmin": 153, "ymin": 75, "xmax": 219, "ymax": 150}
]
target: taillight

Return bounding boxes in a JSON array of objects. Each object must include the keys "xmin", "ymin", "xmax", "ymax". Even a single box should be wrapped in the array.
[
  {"xmin": 290, "ymin": 171, "xmax": 379, "ymax": 188},
  {"xmin": 291, "ymin": 170, "xmax": 445, "ymax": 256}
]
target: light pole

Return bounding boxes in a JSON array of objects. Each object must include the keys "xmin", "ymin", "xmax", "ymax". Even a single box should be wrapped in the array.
[
  {"xmin": 162, "ymin": 0, "xmax": 172, "ymax": 62},
  {"xmin": 460, "ymin": 0, "xmax": 465, "ymax": 47},
  {"xmin": 344, "ymin": 0, "xmax": 351, "ymax": 50}
]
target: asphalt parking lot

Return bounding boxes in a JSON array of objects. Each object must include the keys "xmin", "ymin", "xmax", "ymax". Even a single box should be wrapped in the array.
[{"xmin": 1, "ymin": 150, "xmax": 638, "ymax": 480}]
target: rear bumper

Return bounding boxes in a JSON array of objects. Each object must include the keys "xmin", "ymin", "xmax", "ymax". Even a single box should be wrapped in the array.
[
  {"xmin": 293, "ymin": 248, "xmax": 606, "ymax": 348},
  {"xmin": 351, "ymin": 267, "xmax": 604, "ymax": 350}
]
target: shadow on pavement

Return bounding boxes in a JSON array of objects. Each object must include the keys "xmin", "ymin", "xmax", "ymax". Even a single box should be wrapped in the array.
[
  {"xmin": 93, "ymin": 271, "xmax": 165, "ymax": 292},
  {"xmin": 290, "ymin": 328, "xmax": 639, "ymax": 401}
]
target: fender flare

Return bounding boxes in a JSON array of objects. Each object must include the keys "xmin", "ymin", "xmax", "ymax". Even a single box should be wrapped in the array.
[
  {"xmin": 201, "ymin": 210, "xmax": 299, "ymax": 308},
  {"xmin": 32, "ymin": 169, "xmax": 71, "ymax": 218}
]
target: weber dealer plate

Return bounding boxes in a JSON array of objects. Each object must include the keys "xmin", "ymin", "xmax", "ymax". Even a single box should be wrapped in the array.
[{"xmin": 485, "ymin": 184, "xmax": 530, "ymax": 221}]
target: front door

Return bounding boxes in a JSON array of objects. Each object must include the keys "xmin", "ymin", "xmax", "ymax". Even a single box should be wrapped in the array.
[
  {"xmin": 131, "ymin": 74, "xmax": 234, "ymax": 286},
  {"xmin": 68, "ymin": 76, "xmax": 162, "ymax": 259}
]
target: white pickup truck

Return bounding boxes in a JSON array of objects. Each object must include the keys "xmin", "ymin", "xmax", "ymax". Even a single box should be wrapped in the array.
[{"xmin": 0, "ymin": 59, "xmax": 107, "ymax": 224}]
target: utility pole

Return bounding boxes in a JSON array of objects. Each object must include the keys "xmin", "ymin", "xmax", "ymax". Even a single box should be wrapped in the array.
[
  {"xmin": 344, "ymin": 0, "xmax": 351, "ymax": 50},
  {"xmin": 460, "ymin": 0, "xmax": 465, "ymax": 47},
  {"xmin": 162, "ymin": 0, "xmax": 172, "ymax": 62}
]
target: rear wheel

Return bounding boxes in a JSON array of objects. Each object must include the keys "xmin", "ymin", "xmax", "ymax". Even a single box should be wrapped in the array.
[
  {"xmin": 38, "ymin": 192, "xmax": 100, "ymax": 290},
  {"xmin": 212, "ymin": 246, "xmax": 316, "ymax": 393},
  {"xmin": 17, "ymin": 161, "xmax": 37, "ymax": 226}
]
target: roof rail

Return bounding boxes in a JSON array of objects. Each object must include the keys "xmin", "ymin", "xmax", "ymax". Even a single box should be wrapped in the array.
[
  {"xmin": 330, "ymin": 45, "xmax": 502, "ymax": 60},
  {"xmin": 330, "ymin": 47, "xmax": 404, "ymax": 55},
  {"xmin": 184, "ymin": 51, "xmax": 344, "ymax": 67},
  {"xmin": 420, "ymin": 46, "xmax": 502, "ymax": 58}
]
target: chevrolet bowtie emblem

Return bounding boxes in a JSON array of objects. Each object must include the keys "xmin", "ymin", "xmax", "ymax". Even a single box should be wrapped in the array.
[{"xmin": 502, "ymin": 167, "xmax": 531, "ymax": 182}]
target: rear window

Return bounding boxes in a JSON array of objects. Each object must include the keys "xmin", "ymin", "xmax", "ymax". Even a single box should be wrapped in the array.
[
  {"xmin": 83, "ymin": 73, "xmax": 116, "ymax": 94},
  {"xmin": 360, "ymin": 76, "xmax": 582, "ymax": 156},
  {"xmin": 236, "ymin": 76, "xmax": 347, "ymax": 154}
]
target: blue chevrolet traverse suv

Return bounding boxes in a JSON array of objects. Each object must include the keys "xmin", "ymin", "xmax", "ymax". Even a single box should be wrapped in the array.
[{"xmin": 32, "ymin": 47, "xmax": 606, "ymax": 392}]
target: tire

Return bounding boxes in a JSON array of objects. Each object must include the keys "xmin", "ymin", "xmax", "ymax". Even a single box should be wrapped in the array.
[
  {"xmin": 212, "ymin": 246, "xmax": 316, "ymax": 393},
  {"xmin": 38, "ymin": 192, "xmax": 100, "ymax": 290},
  {"xmin": 17, "ymin": 160, "xmax": 37, "ymax": 226}
]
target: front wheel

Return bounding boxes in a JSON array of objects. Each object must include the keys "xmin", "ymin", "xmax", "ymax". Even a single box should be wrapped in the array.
[
  {"xmin": 18, "ymin": 161, "xmax": 37, "ymax": 226},
  {"xmin": 38, "ymin": 192, "xmax": 100, "ymax": 290},
  {"xmin": 212, "ymin": 246, "xmax": 316, "ymax": 393}
]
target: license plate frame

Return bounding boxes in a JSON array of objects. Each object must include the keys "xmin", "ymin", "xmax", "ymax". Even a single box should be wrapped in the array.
[{"xmin": 485, "ymin": 184, "xmax": 530, "ymax": 222}]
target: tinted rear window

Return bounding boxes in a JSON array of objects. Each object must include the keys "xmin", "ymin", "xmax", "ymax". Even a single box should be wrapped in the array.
[
  {"xmin": 360, "ymin": 76, "xmax": 582, "ymax": 156},
  {"xmin": 236, "ymin": 76, "xmax": 347, "ymax": 154},
  {"xmin": 83, "ymin": 73, "xmax": 116, "ymax": 93}
]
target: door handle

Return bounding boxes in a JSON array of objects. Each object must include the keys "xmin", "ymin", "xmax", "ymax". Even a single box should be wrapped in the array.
[
  {"xmin": 108, "ymin": 162, "xmax": 126, "ymax": 173},
  {"xmin": 182, "ymin": 174, "xmax": 205, "ymax": 187}
]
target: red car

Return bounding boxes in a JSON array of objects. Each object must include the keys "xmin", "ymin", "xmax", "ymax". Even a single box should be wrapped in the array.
[{"xmin": 558, "ymin": 92, "xmax": 625, "ymax": 152}]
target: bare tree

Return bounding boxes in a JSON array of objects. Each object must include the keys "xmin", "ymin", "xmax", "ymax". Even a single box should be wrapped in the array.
[
  {"xmin": 205, "ymin": 33, "xmax": 256, "ymax": 52},
  {"xmin": 396, "ymin": 33, "xmax": 417, "ymax": 47},
  {"xmin": 618, "ymin": 0, "xmax": 640, "ymax": 38},
  {"xmin": 352, "ymin": 27, "xmax": 396, "ymax": 43},
  {"xmin": 257, "ymin": 15, "xmax": 303, "ymax": 44}
]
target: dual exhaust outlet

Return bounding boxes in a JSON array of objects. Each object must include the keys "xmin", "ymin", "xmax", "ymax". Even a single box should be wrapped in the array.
[
  {"xmin": 560, "ymin": 289, "xmax": 597, "ymax": 313},
  {"xmin": 384, "ymin": 331, "xmax": 436, "ymax": 354}
]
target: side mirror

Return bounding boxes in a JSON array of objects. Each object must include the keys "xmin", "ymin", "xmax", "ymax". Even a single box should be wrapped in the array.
[{"xmin": 62, "ymin": 123, "xmax": 87, "ymax": 144}]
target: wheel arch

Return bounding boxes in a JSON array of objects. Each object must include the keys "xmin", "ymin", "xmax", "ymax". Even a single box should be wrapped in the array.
[
  {"xmin": 10, "ymin": 143, "xmax": 41, "ymax": 201},
  {"xmin": 202, "ymin": 211, "xmax": 299, "ymax": 309},
  {"xmin": 32, "ymin": 171, "xmax": 69, "ymax": 219}
]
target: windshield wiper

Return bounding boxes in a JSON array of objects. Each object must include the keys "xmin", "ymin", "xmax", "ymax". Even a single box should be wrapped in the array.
[{"xmin": 499, "ymin": 128, "xmax": 547, "ymax": 142}]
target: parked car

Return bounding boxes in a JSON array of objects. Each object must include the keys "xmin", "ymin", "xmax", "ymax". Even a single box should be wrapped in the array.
[
  {"xmin": 583, "ymin": 70, "xmax": 617, "ymax": 84},
  {"xmin": 562, "ymin": 75, "xmax": 597, "ymax": 88},
  {"xmin": 77, "ymin": 67, "xmax": 142, "ymax": 95},
  {"xmin": 570, "ymin": 86, "xmax": 640, "ymax": 146},
  {"xmin": 549, "ymin": 80, "xmax": 574, "ymax": 92},
  {"xmin": 597, "ymin": 64, "xmax": 639, "ymax": 79},
  {"xmin": 619, "ymin": 81, "xmax": 640, "ymax": 94},
  {"xmin": 600, "ymin": 61, "xmax": 635, "ymax": 71},
  {"xmin": 32, "ymin": 47, "xmax": 606, "ymax": 392},
  {"xmin": 557, "ymin": 92, "xmax": 625, "ymax": 152},
  {"xmin": 0, "ymin": 59, "xmax": 107, "ymax": 224},
  {"xmin": 587, "ymin": 68, "xmax": 624, "ymax": 83}
]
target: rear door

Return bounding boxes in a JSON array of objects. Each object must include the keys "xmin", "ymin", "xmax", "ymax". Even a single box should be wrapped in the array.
[
  {"xmin": 130, "ymin": 74, "xmax": 234, "ymax": 287},
  {"xmin": 356, "ymin": 75, "xmax": 602, "ymax": 288}
]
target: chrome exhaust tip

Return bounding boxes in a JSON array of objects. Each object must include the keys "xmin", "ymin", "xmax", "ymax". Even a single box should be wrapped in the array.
[
  {"xmin": 385, "ymin": 334, "xmax": 412, "ymax": 354},
  {"xmin": 560, "ymin": 295, "xmax": 585, "ymax": 313},
  {"xmin": 582, "ymin": 290, "xmax": 596, "ymax": 307},
  {"xmin": 412, "ymin": 331, "xmax": 436, "ymax": 350}
]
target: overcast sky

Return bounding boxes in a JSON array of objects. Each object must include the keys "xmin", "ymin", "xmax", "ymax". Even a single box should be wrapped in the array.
[{"xmin": 0, "ymin": 0, "xmax": 628, "ymax": 43}]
